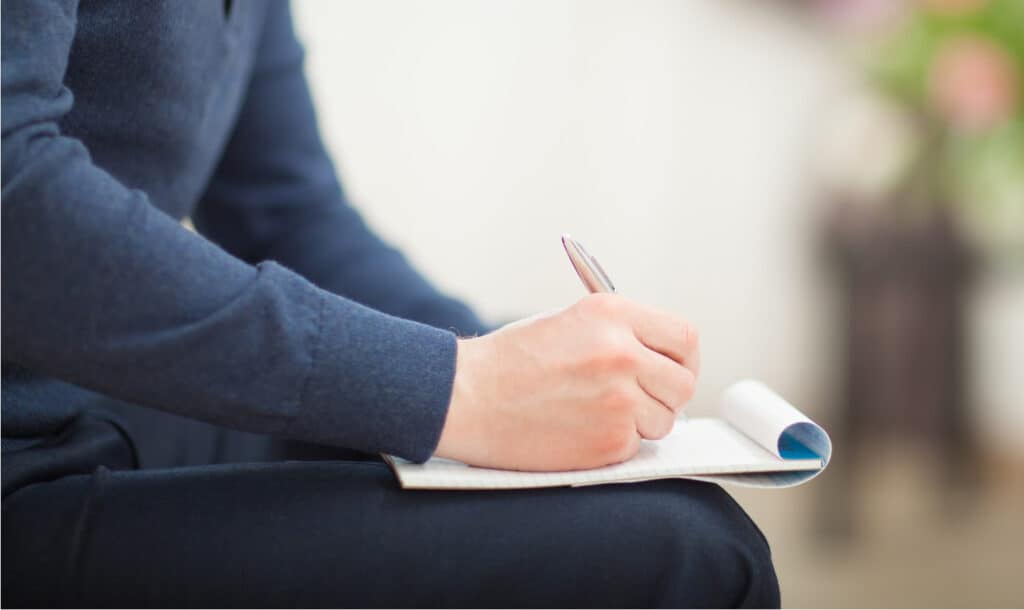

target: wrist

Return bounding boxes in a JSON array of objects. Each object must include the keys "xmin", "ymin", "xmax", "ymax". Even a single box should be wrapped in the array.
[{"xmin": 434, "ymin": 336, "xmax": 489, "ymax": 463}]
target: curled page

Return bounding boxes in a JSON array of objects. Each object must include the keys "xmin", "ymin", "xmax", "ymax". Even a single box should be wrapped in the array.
[{"xmin": 715, "ymin": 379, "xmax": 832, "ymax": 487}]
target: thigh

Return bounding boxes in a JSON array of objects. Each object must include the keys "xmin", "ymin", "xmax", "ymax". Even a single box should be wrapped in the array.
[{"xmin": 2, "ymin": 460, "xmax": 777, "ymax": 608}]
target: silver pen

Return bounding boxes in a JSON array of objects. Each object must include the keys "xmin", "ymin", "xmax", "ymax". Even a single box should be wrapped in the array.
[{"xmin": 561, "ymin": 234, "xmax": 616, "ymax": 294}]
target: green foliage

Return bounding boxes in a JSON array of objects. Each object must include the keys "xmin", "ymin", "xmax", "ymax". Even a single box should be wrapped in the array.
[
  {"xmin": 866, "ymin": 0, "xmax": 1024, "ymax": 257},
  {"xmin": 873, "ymin": 0, "xmax": 1024, "ymax": 112}
]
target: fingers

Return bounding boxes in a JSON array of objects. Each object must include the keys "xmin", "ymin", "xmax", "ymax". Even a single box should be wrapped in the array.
[
  {"xmin": 623, "ymin": 301, "xmax": 700, "ymax": 376},
  {"xmin": 573, "ymin": 294, "xmax": 701, "ymax": 440},
  {"xmin": 636, "ymin": 349, "xmax": 696, "ymax": 413},
  {"xmin": 633, "ymin": 386, "xmax": 677, "ymax": 440}
]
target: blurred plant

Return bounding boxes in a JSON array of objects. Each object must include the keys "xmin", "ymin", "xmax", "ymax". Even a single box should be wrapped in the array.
[{"xmin": 813, "ymin": 0, "xmax": 1024, "ymax": 259}]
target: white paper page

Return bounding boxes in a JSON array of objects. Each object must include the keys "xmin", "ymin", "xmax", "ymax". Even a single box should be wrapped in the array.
[
  {"xmin": 721, "ymin": 379, "xmax": 832, "ymax": 464},
  {"xmin": 388, "ymin": 418, "xmax": 821, "ymax": 490}
]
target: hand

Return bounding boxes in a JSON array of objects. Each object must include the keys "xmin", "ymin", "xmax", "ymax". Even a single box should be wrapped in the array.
[{"xmin": 434, "ymin": 293, "xmax": 700, "ymax": 471}]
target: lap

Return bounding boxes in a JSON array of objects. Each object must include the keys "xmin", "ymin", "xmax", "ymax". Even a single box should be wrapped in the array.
[{"xmin": 2, "ymin": 458, "xmax": 778, "ymax": 607}]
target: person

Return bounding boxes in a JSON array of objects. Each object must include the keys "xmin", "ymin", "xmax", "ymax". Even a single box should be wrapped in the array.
[{"xmin": 0, "ymin": 1, "xmax": 780, "ymax": 606}]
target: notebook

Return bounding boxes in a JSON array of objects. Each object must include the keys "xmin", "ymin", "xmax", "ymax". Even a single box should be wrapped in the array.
[{"xmin": 385, "ymin": 379, "xmax": 832, "ymax": 490}]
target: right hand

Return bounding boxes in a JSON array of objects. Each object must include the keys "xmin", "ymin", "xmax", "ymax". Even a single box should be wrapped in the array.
[{"xmin": 434, "ymin": 293, "xmax": 700, "ymax": 471}]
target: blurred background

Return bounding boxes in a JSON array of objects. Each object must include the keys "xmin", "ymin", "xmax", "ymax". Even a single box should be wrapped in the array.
[{"xmin": 292, "ymin": 0, "xmax": 1023, "ymax": 606}]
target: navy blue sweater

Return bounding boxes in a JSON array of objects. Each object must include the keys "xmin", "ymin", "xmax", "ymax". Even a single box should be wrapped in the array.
[{"xmin": 1, "ymin": 0, "xmax": 489, "ymax": 463}]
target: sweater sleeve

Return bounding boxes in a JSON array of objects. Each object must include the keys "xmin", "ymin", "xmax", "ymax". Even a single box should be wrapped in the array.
[
  {"xmin": 0, "ymin": 0, "xmax": 458, "ymax": 462},
  {"xmin": 193, "ymin": 1, "xmax": 490, "ymax": 338}
]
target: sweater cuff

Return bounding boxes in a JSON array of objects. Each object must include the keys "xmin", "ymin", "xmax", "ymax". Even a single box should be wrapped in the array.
[{"xmin": 291, "ymin": 290, "xmax": 459, "ymax": 462}]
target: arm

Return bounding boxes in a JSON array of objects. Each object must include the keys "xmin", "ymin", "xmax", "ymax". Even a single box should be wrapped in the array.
[
  {"xmin": 189, "ymin": 4, "xmax": 704, "ymax": 471},
  {"xmin": 193, "ymin": 1, "xmax": 489, "ymax": 338},
  {"xmin": 1, "ymin": 0, "xmax": 457, "ymax": 461}
]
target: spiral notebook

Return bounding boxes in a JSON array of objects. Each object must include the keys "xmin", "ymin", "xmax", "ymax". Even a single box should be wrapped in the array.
[{"xmin": 385, "ymin": 379, "xmax": 832, "ymax": 490}]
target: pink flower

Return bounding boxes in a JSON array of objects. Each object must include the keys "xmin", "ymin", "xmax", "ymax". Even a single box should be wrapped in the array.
[
  {"xmin": 815, "ymin": 0, "xmax": 908, "ymax": 31},
  {"xmin": 929, "ymin": 35, "xmax": 1019, "ymax": 132}
]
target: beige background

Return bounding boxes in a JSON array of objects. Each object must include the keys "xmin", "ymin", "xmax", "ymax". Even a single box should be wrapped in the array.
[{"xmin": 293, "ymin": 1, "xmax": 1024, "ymax": 606}]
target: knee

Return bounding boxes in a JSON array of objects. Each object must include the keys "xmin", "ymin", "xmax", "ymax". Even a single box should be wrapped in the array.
[{"xmin": 629, "ymin": 481, "xmax": 780, "ymax": 608}]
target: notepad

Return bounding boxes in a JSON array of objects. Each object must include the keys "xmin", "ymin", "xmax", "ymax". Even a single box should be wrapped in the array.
[{"xmin": 385, "ymin": 379, "xmax": 832, "ymax": 490}]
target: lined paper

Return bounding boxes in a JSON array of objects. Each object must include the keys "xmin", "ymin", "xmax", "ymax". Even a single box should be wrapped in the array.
[{"xmin": 387, "ymin": 418, "xmax": 823, "ymax": 490}]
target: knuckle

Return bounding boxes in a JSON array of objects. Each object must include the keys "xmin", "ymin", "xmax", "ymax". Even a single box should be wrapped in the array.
[
  {"xmin": 681, "ymin": 321, "xmax": 699, "ymax": 352},
  {"xmin": 578, "ymin": 292, "xmax": 623, "ymax": 318},
  {"xmin": 599, "ymin": 425, "xmax": 639, "ymax": 461},
  {"xmin": 640, "ymin": 402, "xmax": 676, "ymax": 441},
  {"xmin": 616, "ymin": 431, "xmax": 641, "ymax": 461},
  {"xmin": 600, "ymin": 383, "xmax": 636, "ymax": 414},
  {"xmin": 677, "ymin": 370, "xmax": 696, "ymax": 404},
  {"xmin": 655, "ymin": 413, "xmax": 676, "ymax": 439},
  {"xmin": 607, "ymin": 345, "xmax": 639, "ymax": 373},
  {"xmin": 590, "ymin": 334, "xmax": 638, "ymax": 374},
  {"xmin": 646, "ymin": 423, "xmax": 671, "ymax": 441}
]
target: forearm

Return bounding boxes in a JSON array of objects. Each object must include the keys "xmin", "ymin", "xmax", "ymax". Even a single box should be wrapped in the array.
[{"xmin": 2, "ymin": 146, "xmax": 456, "ymax": 461}]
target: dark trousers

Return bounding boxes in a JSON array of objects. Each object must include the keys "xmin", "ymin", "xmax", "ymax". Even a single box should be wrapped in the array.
[{"xmin": 2, "ymin": 403, "xmax": 780, "ymax": 608}]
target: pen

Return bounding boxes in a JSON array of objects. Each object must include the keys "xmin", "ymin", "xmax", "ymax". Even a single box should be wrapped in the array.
[
  {"xmin": 561, "ymin": 234, "xmax": 615, "ymax": 294},
  {"xmin": 561, "ymin": 234, "xmax": 690, "ymax": 420}
]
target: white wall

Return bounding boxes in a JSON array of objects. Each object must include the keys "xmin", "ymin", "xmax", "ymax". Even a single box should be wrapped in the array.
[{"xmin": 292, "ymin": 0, "xmax": 1023, "ymax": 447}]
